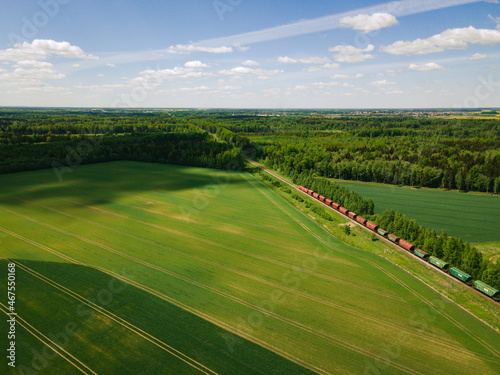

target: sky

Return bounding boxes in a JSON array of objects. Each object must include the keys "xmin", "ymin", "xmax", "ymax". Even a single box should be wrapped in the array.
[{"xmin": 0, "ymin": 0, "xmax": 499, "ymax": 109}]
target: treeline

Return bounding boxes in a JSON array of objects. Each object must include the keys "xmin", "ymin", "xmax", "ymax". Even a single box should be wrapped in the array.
[
  {"xmin": 292, "ymin": 171, "xmax": 374, "ymax": 216},
  {"xmin": 258, "ymin": 137, "xmax": 500, "ymax": 193},
  {"xmin": 374, "ymin": 210, "xmax": 500, "ymax": 289},
  {"xmin": 0, "ymin": 132, "xmax": 244, "ymax": 175}
]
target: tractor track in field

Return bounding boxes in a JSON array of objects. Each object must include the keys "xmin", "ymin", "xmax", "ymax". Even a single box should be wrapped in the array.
[
  {"xmin": 0, "ymin": 302, "xmax": 97, "ymax": 375},
  {"xmin": 3, "ymin": 259, "xmax": 219, "ymax": 375},
  {"xmin": 55, "ymin": 196, "xmax": 363, "ymax": 270},
  {"xmin": 245, "ymin": 159, "xmax": 500, "ymax": 360},
  {"xmin": 55, "ymin": 196, "xmax": 320, "ymax": 260},
  {"xmin": 12, "ymin": 197, "xmax": 400, "ymax": 301},
  {"xmin": 1, "ymin": 209, "xmax": 496, "ymax": 369},
  {"xmin": 0, "ymin": 229, "xmax": 332, "ymax": 375}
]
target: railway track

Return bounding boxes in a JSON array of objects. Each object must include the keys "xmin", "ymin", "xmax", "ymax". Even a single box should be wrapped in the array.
[{"xmin": 244, "ymin": 157, "xmax": 500, "ymax": 306}]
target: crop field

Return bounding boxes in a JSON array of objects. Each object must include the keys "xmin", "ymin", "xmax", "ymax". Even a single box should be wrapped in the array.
[
  {"xmin": 0, "ymin": 161, "xmax": 499, "ymax": 375},
  {"xmin": 334, "ymin": 180, "xmax": 500, "ymax": 244}
]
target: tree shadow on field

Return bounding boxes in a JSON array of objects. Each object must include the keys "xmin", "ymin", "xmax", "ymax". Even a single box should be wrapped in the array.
[
  {"xmin": 2, "ymin": 258, "xmax": 317, "ymax": 375},
  {"xmin": 0, "ymin": 161, "xmax": 247, "ymax": 208}
]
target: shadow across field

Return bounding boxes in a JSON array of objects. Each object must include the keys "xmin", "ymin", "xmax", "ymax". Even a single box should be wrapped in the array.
[
  {"xmin": 2, "ymin": 259, "xmax": 316, "ymax": 375},
  {"xmin": 0, "ymin": 161, "xmax": 247, "ymax": 208}
]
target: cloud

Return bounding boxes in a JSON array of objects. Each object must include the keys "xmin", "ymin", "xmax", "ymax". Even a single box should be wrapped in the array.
[
  {"xmin": 277, "ymin": 56, "xmax": 331, "ymax": 64},
  {"xmin": 331, "ymin": 73, "xmax": 364, "ymax": 79},
  {"xmin": 14, "ymin": 60, "xmax": 53, "ymax": 68},
  {"xmin": 381, "ymin": 26, "xmax": 500, "ymax": 55},
  {"xmin": 178, "ymin": 86, "xmax": 210, "ymax": 92},
  {"xmin": 329, "ymin": 44, "xmax": 375, "ymax": 63},
  {"xmin": 198, "ymin": 0, "xmax": 483, "ymax": 48},
  {"xmin": 16, "ymin": 85, "xmax": 71, "ymax": 94},
  {"xmin": 130, "ymin": 66, "xmax": 212, "ymax": 88},
  {"xmin": 312, "ymin": 81, "xmax": 353, "ymax": 88},
  {"xmin": 0, "ymin": 67, "xmax": 66, "ymax": 86},
  {"xmin": 166, "ymin": 44, "xmax": 233, "ymax": 54},
  {"xmin": 242, "ymin": 60, "xmax": 260, "ymax": 66},
  {"xmin": 469, "ymin": 53, "xmax": 487, "ymax": 60},
  {"xmin": 184, "ymin": 60, "xmax": 210, "ymax": 68},
  {"xmin": 339, "ymin": 13, "xmax": 398, "ymax": 33},
  {"xmin": 409, "ymin": 63, "xmax": 445, "ymax": 71},
  {"xmin": 370, "ymin": 80, "xmax": 397, "ymax": 86},
  {"xmin": 0, "ymin": 39, "xmax": 98, "ymax": 61},
  {"xmin": 75, "ymin": 84, "xmax": 126, "ymax": 93},
  {"xmin": 107, "ymin": 63, "xmax": 116, "ymax": 68},
  {"xmin": 305, "ymin": 63, "xmax": 340, "ymax": 72},
  {"xmin": 321, "ymin": 63, "xmax": 340, "ymax": 70},
  {"xmin": 218, "ymin": 67, "xmax": 283, "ymax": 79}
]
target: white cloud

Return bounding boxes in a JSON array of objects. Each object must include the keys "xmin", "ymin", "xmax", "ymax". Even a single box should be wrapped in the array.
[
  {"xmin": 218, "ymin": 67, "xmax": 283, "ymax": 79},
  {"xmin": 107, "ymin": 63, "xmax": 116, "ymax": 68},
  {"xmin": 15, "ymin": 60, "xmax": 53, "ymax": 68},
  {"xmin": 72, "ymin": 63, "xmax": 80, "ymax": 68},
  {"xmin": 0, "ymin": 39, "xmax": 98, "ymax": 61},
  {"xmin": 339, "ymin": 13, "xmax": 398, "ymax": 33},
  {"xmin": 16, "ymin": 85, "xmax": 71, "ymax": 94},
  {"xmin": 382, "ymin": 26, "xmax": 500, "ymax": 55},
  {"xmin": 331, "ymin": 73, "xmax": 364, "ymax": 79},
  {"xmin": 329, "ymin": 44, "xmax": 375, "ymax": 63},
  {"xmin": 469, "ymin": 53, "xmax": 487, "ymax": 60},
  {"xmin": 75, "ymin": 84, "xmax": 126, "ymax": 93},
  {"xmin": 409, "ymin": 63, "xmax": 445, "ymax": 71},
  {"xmin": 0, "ymin": 68, "xmax": 66, "ymax": 85},
  {"xmin": 201, "ymin": 0, "xmax": 481, "ymax": 48},
  {"xmin": 131, "ymin": 66, "xmax": 212, "ymax": 87},
  {"xmin": 178, "ymin": 85, "xmax": 210, "ymax": 92},
  {"xmin": 386, "ymin": 90, "xmax": 404, "ymax": 94},
  {"xmin": 277, "ymin": 56, "xmax": 331, "ymax": 64},
  {"xmin": 312, "ymin": 81, "xmax": 353, "ymax": 88},
  {"xmin": 370, "ymin": 80, "xmax": 397, "ymax": 86},
  {"xmin": 184, "ymin": 60, "xmax": 210, "ymax": 68},
  {"xmin": 242, "ymin": 60, "xmax": 260, "ymax": 66},
  {"xmin": 166, "ymin": 44, "xmax": 233, "ymax": 54},
  {"xmin": 320, "ymin": 63, "xmax": 340, "ymax": 70}
]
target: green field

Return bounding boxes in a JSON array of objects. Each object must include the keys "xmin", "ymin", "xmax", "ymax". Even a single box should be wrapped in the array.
[
  {"xmin": 0, "ymin": 161, "xmax": 499, "ymax": 375},
  {"xmin": 335, "ymin": 180, "xmax": 500, "ymax": 244}
]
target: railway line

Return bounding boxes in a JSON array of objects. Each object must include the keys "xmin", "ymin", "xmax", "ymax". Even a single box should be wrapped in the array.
[{"xmin": 245, "ymin": 157, "xmax": 500, "ymax": 305}]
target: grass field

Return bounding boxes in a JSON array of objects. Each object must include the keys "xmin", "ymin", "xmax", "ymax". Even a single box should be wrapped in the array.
[
  {"xmin": 334, "ymin": 180, "xmax": 500, "ymax": 244},
  {"xmin": 0, "ymin": 161, "xmax": 499, "ymax": 375}
]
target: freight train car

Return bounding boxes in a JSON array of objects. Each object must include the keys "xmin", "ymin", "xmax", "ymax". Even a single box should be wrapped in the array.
[
  {"xmin": 348, "ymin": 212, "xmax": 357, "ymax": 219},
  {"xmin": 388, "ymin": 234, "xmax": 400, "ymax": 243},
  {"xmin": 414, "ymin": 249, "xmax": 429, "ymax": 259},
  {"xmin": 377, "ymin": 228, "xmax": 388, "ymax": 237},
  {"xmin": 366, "ymin": 221, "xmax": 378, "ymax": 231},
  {"xmin": 331, "ymin": 202, "xmax": 340, "ymax": 210},
  {"xmin": 475, "ymin": 280, "xmax": 499, "ymax": 298},
  {"xmin": 399, "ymin": 239, "xmax": 415, "ymax": 252},
  {"xmin": 450, "ymin": 267, "xmax": 472, "ymax": 283},
  {"xmin": 429, "ymin": 256, "xmax": 448, "ymax": 270},
  {"xmin": 355, "ymin": 216, "xmax": 367, "ymax": 225},
  {"xmin": 339, "ymin": 206, "xmax": 348, "ymax": 215}
]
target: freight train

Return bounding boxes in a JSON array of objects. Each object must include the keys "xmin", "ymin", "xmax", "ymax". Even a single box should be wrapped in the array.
[{"xmin": 298, "ymin": 186, "xmax": 499, "ymax": 300}]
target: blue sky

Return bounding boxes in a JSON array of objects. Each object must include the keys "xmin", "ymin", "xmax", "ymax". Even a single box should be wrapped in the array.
[{"xmin": 0, "ymin": 0, "xmax": 499, "ymax": 108}]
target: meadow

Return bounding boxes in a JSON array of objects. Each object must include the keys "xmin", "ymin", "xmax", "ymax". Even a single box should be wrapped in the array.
[
  {"xmin": 0, "ymin": 161, "xmax": 499, "ymax": 375},
  {"xmin": 334, "ymin": 180, "xmax": 500, "ymax": 244}
]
